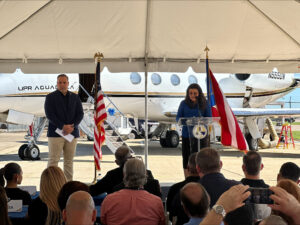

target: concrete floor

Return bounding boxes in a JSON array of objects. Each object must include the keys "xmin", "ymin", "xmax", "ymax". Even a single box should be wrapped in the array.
[{"xmin": 0, "ymin": 131, "xmax": 300, "ymax": 190}]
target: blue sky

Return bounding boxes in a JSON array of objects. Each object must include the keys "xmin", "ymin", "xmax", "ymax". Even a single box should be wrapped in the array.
[{"xmin": 271, "ymin": 73, "xmax": 300, "ymax": 108}]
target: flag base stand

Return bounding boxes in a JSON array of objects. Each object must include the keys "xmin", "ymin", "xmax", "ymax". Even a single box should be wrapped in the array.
[{"xmin": 92, "ymin": 164, "xmax": 99, "ymax": 184}]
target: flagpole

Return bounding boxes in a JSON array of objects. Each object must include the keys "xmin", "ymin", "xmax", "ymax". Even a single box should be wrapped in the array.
[
  {"xmin": 204, "ymin": 46, "xmax": 211, "ymax": 110},
  {"xmin": 203, "ymin": 49, "xmax": 249, "ymax": 151},
  {"xmin": 92, "ymin": 52, "xmax": 104, "ymax": 183}
]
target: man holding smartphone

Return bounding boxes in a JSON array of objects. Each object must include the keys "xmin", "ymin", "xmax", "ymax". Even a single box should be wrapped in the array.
[{"xmin": 241, "ymin": 151, "xmax": 272, "ymax": 221}]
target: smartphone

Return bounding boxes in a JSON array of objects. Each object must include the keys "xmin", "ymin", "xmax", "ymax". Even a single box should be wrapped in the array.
[{"xmin": 245, "ymin": 187, "xmax": 274, "ymax": 204}]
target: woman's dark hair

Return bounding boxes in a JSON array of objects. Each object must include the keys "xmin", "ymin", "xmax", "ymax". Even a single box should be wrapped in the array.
[
  {"xmin": 1, "ymin": 163, "xmax": 21, "ymax": 182},
  {"xmin": 185, "ymin": 83, "xmax": 207, "ymax": 111},
  {"xmin": 0, "ymin": 168, "xmax": 5, "ymax": 187},
  {"xmin": 0, "ymin": 186, "xmax": 13, "ymax": 225},
  {"xmin": 57, "ymin": 181, "xmax": 89, "ymax": 211}
]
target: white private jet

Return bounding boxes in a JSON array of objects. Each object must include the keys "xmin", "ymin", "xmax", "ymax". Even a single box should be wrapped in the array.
[{"xmin": 0, "ymin": 67, "xmax": 299, "ymax": 159}]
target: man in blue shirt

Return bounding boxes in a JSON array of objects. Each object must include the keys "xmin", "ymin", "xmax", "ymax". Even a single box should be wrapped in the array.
[
  {"xmin": 180, "ymin": 182, "xmax": 213, "ymax": 225},
  {"xmin": 44, "ymin": 74, "xmax": 83, "ymax": 181}
]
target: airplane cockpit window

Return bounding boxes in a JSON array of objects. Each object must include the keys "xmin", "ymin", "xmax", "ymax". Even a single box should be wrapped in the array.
[
  {"xmin": 171, "ymin": 74, "xmax": 180, "ymax": 86},
  {"xmin": 188, "ymin": 75, "xmax": 198, "ymax": 84},
  {"xmin": 130, "ymin": 72, "xmax": 142, "ymax": 84},
  {"xmin": 151, "ymin": 73, "xmax": 161, "ymax": 85}
]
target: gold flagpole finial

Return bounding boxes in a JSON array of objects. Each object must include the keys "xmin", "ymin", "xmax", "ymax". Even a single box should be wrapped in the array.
[
  {"xmin": 204, "ymin": 46, "xmax": 210, "ymax": 59},
  {"xmin": 94, "ymin": 52, "xmax": 104, "ymax": 63}
]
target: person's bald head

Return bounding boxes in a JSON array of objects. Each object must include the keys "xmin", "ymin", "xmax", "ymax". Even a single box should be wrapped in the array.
[
  {"xmin": 180, "ymin": 182, "xmax": 210, "ymax": 218},
  {"xmin": 62, "ymin": 191, "xmax": 96, "ymax": 225},
  {"xmin": 115, "ymin": 146, "xmax": 132, "ymax": 166}
]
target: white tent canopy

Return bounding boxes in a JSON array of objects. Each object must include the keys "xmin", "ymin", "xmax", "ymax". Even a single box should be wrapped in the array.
[{"xmin": 0, "ymin": 0, "xmax": 299, "ymax": 73}]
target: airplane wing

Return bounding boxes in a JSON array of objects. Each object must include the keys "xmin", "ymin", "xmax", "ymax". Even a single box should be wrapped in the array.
[
  {"xmin": 232, "ymin": 108, "xmax": 300, "ymax": 118},
  {"xmin": 164, "ymin": 108, "xmax": 300, "ymax": 118}
]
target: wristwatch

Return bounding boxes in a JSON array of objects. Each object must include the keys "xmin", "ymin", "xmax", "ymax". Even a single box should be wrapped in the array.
[{"xmin": 212, "ymin": 205, "xmax": 226, "ymax": 218}]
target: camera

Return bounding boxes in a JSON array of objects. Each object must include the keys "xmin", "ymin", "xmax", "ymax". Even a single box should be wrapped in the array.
[{"xmin": 245, "ymin": 187, "xmax": 274, "ymax": 204}]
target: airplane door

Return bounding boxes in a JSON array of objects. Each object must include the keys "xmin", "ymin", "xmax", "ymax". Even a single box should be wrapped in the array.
[{"xmin": 79, "ymin": 73, "xmax": 95, "ymax": 102}]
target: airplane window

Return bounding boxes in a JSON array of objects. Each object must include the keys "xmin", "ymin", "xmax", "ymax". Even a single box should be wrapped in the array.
[
  {"xmin": 130, "ymin": 72, "xmax": 141, "ymax": 84},
  {"xmin": 188, "ymin": 75, "xmax": 198, "ymax": 84},
  {"xmin": 171, "ymin": 74, "xmax": 180, "ymax": 86},
  {"xmin": 151, "ymin": 73, "xmax": 161, "ymax": 85}
]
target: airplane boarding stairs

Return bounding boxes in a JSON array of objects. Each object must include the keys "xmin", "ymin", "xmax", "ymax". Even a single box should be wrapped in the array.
[
  {"xmin": 78, "ymin": 85, "xmax": 135, "ymax": 154},
  {"xmin": 79, "ymin": 107, "xmax": 135, "ymax": 155}
]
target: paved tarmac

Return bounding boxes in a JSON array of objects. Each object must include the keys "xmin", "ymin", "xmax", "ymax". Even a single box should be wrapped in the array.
[{"xmin": 0, "ymin": 131, "xmax": 300, "ymax": 190}]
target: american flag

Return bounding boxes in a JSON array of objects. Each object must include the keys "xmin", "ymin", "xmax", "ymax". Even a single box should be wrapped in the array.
[
  {"xmin": 94, "ymin": 61, "xmax": 107, "ymax": 170},
  {"xmin": 206, "ymin": 59, "xmax": 248, "ymax": 152}
]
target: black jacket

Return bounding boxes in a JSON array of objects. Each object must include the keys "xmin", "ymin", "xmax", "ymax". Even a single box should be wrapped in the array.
[
  {"xmin": 241, "ymin": 178, "xmax": 269, "ymax": 188},
  {"xmin": 44, "ymin": 90, "xmax": 83, "ymax": 138},
  {"xmin": 89, "ymin": 165, "xmax": 154, "ymax": 196},
  {"xmin": 27, "ymin": 197, "xmax": 48, "ymax": 225},
  {"xmin": 171, "ymin": 173, "xmax": 239, "ymax": 225},
  {"xmin": 167, "ymin": 176, "xmax": 200, "ymax": 221},
  {"xmin": 113, "ymin": 178, "xmax": 162, "ymax": 198},
  {"xmin": 200, "ymin": 172, "xmax": 240, "ymax": 207},
  {"xmin": 5, "ymin": 187, "xmax": 32, "ymax": 205}
]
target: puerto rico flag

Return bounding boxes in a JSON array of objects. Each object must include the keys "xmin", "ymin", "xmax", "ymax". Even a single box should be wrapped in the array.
[{"xmin": 206, "ymin": 59, "xmax": 248, "ymax": 151}]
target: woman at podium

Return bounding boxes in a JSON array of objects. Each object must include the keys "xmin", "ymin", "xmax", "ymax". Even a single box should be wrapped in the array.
[{"xmin": 176, "ymin": 83, "xmax": 211, "ymax": 177}]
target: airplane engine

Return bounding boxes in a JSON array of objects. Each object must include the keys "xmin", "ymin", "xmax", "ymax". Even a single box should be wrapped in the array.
[
  {"xmin": 234, "ymin": 70, "xmax": 294, "ymax": 91},
  {"xmin": 235, "ymin": 73, "xmax": 251, "ymax": 81}
]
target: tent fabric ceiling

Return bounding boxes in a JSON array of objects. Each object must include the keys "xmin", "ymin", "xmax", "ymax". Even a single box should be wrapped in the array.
[{"xmin": 0, "ymin": 0, "xmax": 299, "ymax": 73}]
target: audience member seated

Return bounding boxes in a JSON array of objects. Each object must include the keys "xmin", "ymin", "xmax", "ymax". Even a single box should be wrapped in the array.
[
  {"xmin": 113, "ymin": 167, "xmax": 161, "ymax": 198},
  {"xmin": 167, "ymin": 152, "xmax": 200, "ymax": 225},
  {"xmin": 27, "ymin": 166, "xmax": 66, "ymax": 225},
  {"xmin": 180, "ymin": 182, "xmax": 211, "ymax": 225},
  {"xmin": 241, "ymin": 151, "xmax": 271, "ymax": 221},
  {"xmin": 268, "ymin": 186, "xmax": 300, "ymax": 225},
  {"xmin": 100, "ymin": 158, "xmax": 165, "ymax": 225},
  {"xmin": 273, "ymin": 179, "xmax": 300, "ymax": 224},
  {"xmin": 62, "ymin": 191, "xmax": 97, "ymax": 225},
  {"xmin": 277, "ymin": 179, "xmax": 300, "ymax": 200},
  {"xmin": 241, "ymin": 151, "xmax": 269, "ymax": 188},
  {"xmin": 200, "ymin": 184, "xmax": 251, "ymax": 225},
  {"xmin": 199, "ymin": 185, "xmax": 300, "ymax": 225},
  {"xmin": 89, "ymin": 146, "xmax": 154, "ymax": 196},
  {"xmin": 196, "ymin": 147, "xmax": 240, "ymax": 207},
  {"xmin": 259, "ymin": 215, "xmax": 287, "ymax": 225},
  {"xmin": 277, "ymin": 162, "xmax": 300, "ymax": 184},
  {"xmin": 0, "ymin": 186, "xmax": 13, "ymax": 225},
  {"xmin": 57, "ymin": 181, "xmax": 89, "ymax": 211},
  {"xmin": 0, "ymin": 163, "xmax": 31, "ymax": 205},
  {"xmin": 223, "ymin": 204, "xmax": 254, "ymax": 225}
]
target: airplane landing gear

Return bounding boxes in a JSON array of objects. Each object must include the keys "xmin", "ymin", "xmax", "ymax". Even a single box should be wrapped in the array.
[
  {"xmin": 160, "ymin": 130, "xmax": 179, "ymax": 148},
  {"xmin": 18, "ymin": 117, "xmax": 45, "ymax": 160},
  {"xmin": 18, "ymin": 144, "xmax": 28, "ymax": 160},
  {"xmin": 246, "ymin": 133, "xmax": 258, "ymax": 151},
  {"xmin": 18, "ymin": 144, "xmax": 40, "ymax": 160}
]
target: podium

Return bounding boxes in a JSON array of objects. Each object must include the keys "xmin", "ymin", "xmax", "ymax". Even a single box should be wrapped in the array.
[{"xmin": 178, "ymin": 117, "xmax": 220, "ymax": 150}]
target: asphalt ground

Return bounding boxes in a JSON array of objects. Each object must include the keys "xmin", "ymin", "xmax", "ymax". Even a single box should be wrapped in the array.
[{"xmin": 0, "ymin": 131, "xmax": 300, "ymax": 190}]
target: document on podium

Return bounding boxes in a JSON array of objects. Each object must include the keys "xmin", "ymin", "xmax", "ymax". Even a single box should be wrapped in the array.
[{"xmin": 55, "ymin": 128, "xmax": 74, "ymax": 143}]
